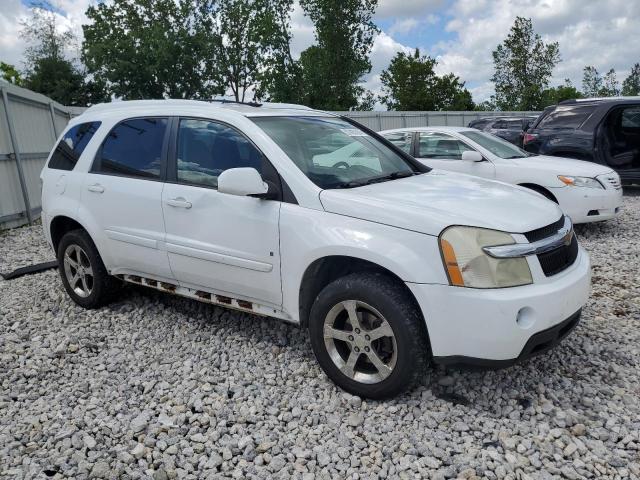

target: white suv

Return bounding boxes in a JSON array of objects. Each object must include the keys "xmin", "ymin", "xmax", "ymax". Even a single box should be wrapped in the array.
[{"xmin": 41, "ymin": 100, "xmax": 591, "ymax": 398}]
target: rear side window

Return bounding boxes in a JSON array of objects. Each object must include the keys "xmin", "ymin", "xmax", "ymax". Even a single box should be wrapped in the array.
[
  {"xmin": 93, "ymin": 117, "xmax": 168, "ymax": 179},
  {"xmin": 537, "ymin": 105, "xmax": 595, "ymax": 129},
  {"xmin": 48, "ymin": 122, "xmax": 101, "ymax": 171},
  {"xmin": 418, "ymin": 132, "xmax": 473, "ymax": 160},
  {"xmin": 621, "ymin": 106, "xmax": 640, "ymax": 128},
  {"xmin": 382, "ymin": 132, "xmax": 412, "ymax": 153}
]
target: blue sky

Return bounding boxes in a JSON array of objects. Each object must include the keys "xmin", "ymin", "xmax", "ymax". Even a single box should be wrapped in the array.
[{"xmin": 3, "ymin": 0, "xmax": 640, "ymax": 106}]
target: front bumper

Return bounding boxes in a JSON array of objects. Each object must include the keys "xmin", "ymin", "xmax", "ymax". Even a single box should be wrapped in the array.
[
  {"xmin": 407, "ymin": 247, "xmax": 590, "ymax": 364},
  {"xmin": 551, "ymin": 181, "xmax": 623, "ymax": 224}
]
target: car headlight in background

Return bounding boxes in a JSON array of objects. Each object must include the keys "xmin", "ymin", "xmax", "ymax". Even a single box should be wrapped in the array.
[
  {"xmin": 557, "ymin": 175, "xmax": 603, "ymax": 188},
  {"xmin": 439, "ymin": 226, "xmax": 533, "ymax": 288}
]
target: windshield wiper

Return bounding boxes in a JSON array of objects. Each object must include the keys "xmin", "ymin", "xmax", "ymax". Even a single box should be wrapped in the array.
[{"xmin": 332, "ymin": 171, "xmax": 417, "ymax": 189}]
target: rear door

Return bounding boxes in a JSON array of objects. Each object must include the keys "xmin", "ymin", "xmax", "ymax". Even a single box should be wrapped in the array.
[
  {"xmin": 161, "ymin": 117, "xmax": 282, "ymax": 306},
  {"xmin": 81, "ymin": 117, "xmax": 174, "ymax": 280},
  {"xmin": 415, "ymin": 131, "xmax": 496, "ymax": 179}
]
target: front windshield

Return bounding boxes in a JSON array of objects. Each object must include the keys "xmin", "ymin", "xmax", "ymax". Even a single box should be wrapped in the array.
[
  {"xmin": 461, "ymin": 130, "xmax": 532, "ymax": 159},
  {"xmin": 251, "ymin": 116, "xmax": 420, "ymax": 189}
]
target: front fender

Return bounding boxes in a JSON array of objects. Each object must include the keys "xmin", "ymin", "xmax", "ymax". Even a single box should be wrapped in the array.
[{"xmin": 279, "ymin": 204, "xmax": 448, "ymax": 322}]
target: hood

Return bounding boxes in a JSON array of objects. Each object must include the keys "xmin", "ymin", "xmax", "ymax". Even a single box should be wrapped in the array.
[
  {"xmin": 511, "ymin": 155, "xmax": 613, "ymax": 177},
  {"xmin": 319, "ymin": 170, "xmax": 564, "ymax": 236}
]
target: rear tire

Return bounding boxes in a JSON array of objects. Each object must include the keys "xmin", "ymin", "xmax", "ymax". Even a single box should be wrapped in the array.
[
  {"xmin": 308, "ymin": 273, "xmax": 429, "ymax": 399},
  {"xmin": 57, "ymin": 229, "xmax": 120, "ymax": 309}
]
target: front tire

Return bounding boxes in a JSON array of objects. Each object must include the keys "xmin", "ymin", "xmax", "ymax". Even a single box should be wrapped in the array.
[
  {"xmin": 57, "ymin": 229, "xmax": 120, "ymax": 309},
  {"xmin": 308, "ymin": 273, "xmax": 429, "ymax": 399}
]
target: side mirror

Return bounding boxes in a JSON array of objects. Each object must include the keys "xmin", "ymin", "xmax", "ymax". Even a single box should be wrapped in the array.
[
  {"xmin": 461, "ymin": 151, "xmax": 484, "ymax": 162},
  {"xmin": 218, "ymin": 168, "xmax": 278, "ymax": 199}
]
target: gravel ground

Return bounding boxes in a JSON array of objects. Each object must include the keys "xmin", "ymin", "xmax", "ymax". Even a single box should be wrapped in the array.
[{"xmin": 1, "ymin": 192, "xmax": 639, "ymax": 480}]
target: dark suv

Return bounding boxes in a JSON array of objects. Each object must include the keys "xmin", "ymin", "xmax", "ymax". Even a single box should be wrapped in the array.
[
  {"xmin": 468, "ymin": 116, "xmax": 538, "ymax": 146},
  {"xmin": 523, "ymin": 98, "xmax": 640, "ymax": 184}
]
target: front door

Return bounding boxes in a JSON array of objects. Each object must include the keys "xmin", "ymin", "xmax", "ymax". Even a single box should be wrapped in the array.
[
  {"xmin": 161, "ymin": 118, "xmax": 282, "ymax": 306},
  {"xmin": 81, "ymin": 116, "xmax": 173, "ymax": 280},
  {"xmin": 415, "ymin": 131, "xmax": 496, "ymax": 179}
]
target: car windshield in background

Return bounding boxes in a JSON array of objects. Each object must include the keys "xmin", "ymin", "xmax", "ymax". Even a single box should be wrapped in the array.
[
  {"xmin": 461, "ymin": 130, "xmax": 532, "ymax": 159},
  {"xmin": 252, "ymin": 116, "xmax": 420, "ymax": 189}
]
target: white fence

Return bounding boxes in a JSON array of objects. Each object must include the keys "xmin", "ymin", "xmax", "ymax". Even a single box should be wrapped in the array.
[
  {"xmin": 0, "ymin": 80, "xmax": 84, "ymax": 230},
  {"xmin": 0, "ymin": 86, "xmax": 541, "ymax": 230},
  {"xmin": 335, "ymin": 110, "xmax": 541, "ymax": 131}
]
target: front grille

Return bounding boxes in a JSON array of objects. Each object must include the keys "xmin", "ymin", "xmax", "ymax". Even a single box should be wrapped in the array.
[
  {"xmin": 524, "ymin": 216, "xmax": 564, "ymax": 242},
  {"xmin": 537, "ymin": 234, "xmax": 579, "ymax": 276}
]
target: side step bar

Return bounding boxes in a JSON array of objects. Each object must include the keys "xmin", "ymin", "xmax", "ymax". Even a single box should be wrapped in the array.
[{"xmin": 115, "ymin": 274, "xmax": 293, "ymax": 323}]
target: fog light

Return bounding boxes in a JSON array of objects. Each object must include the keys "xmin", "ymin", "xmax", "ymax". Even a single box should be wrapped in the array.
[{"xmin": 516, "ymin": 307, "xmax": 535, "ymax": 329}]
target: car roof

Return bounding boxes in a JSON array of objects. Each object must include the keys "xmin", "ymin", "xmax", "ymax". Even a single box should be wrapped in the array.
[
  {"xmin": 380, "ymin": 126, "xmax": 476, "ymax": 134},
  {"xmin": 76, "ymin": 99, "xmax": 332, "ymax": 123},
  {"xmin": 557, "ymin": 96, "xmax": 640, "ymax": 106}
]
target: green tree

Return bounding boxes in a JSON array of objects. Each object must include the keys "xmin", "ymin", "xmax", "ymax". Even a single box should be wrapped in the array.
[
  {"xmin": 541, "ymin": 79, "xmax": 582, "ymax": 105},
  {"xmin": 83, "ymin": 0, "xmax": 223, "ymax": 99},
  {"xmin": 1, "ymin": 62, "xmax": 22, "ymax": 85},
  {"xmin": 491, "ymin": 17, "xmax": 560, "ymax": 110},
  {"xmin": 601, "ymin": 68, "xmax": 620, "ymax": 96},
  {"xmin": 622, "ymin": 63, "xmax": 640, "ymax": 96},
  {"xmin": 20, "ymin": 3, "xmax": 107, "ymax": 105},
  {"xmin": 217, "ymin": 0, "xmax": 295, "ymax": 102},
  {"xmin": 379, "ymin": 49, "xmax": 473, "ymax": 110},
  {"xmin": 582, "ymin": 66, "xmax": 602, "ymax": 97},
  {"xmin": 296, "ymin": 0, "xmax": 378, "ymax": 110}
]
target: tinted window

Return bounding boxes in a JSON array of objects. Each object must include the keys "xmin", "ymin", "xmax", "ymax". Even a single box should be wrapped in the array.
[
  {"xmin": 48, "ymin": 122, "xmax": 101, "ymax": 171},
  {"xmin": 418, "ymin": 132, "xmax": 473, "ymax": 160},
  {"xmin": 176, "ymin": 119, "xmax": 262, "ymax": 188},
  {"xmin": 94, "ymin": 118, "xmax": 167, "ymax": 179},
  {"xmin": 621, "ymin": 106, "xmax": 640, "ymax": 128},
  {"xmin": 383, "ymin": 132, "xmax": 412, "ymax": 153},
  {"xmin": 461, "ymin": 130, "xmax": 530, "ymax": 159},
  {"xmin": 252, "ymin": 116, "xmax": 417, "ymax": 189},
  {"xmin": 537, "ymin": 105, "xmax": 595, "ymax": 129}
]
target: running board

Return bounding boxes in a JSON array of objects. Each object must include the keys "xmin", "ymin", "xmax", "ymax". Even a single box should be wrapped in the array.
[{"xmin": 115, "ymin": 274, "xmax": 293, "ymax": 323}]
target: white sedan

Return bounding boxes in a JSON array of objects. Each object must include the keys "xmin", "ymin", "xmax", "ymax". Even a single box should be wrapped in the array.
[{"xmin": 379, "ymin": 126, "xmax": 623, "ymax": 224}]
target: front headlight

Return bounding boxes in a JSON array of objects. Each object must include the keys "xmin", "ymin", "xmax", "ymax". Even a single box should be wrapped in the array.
[
  {"xmin": 439, "ymin": 226, "xmax": 533, "ymax": 288},
  {"xmin": 558, "ymin": 175, "xmax": 603, "ymax": 189}
]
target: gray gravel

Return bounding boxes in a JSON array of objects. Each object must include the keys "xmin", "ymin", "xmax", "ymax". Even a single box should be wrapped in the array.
[{"xmin": 1, "ymin": 191, "xmax": 639, "ymax": 480}]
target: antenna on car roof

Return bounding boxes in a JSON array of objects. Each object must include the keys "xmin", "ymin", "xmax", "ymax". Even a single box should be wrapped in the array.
[{"xmin": 203, "ymin": 98, "xmax": 263, "ymax": 107}]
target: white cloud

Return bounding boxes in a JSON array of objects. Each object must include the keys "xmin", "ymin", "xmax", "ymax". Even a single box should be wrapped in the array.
[{"xmin": 376, "ymin": 0, "xmax": 444, "ymax": 19}]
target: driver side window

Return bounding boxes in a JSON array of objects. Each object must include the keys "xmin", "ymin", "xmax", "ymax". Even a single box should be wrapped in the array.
[
  {"xmin": 176, "ymin": 119, "xmax": 263, "ymax": 188},
  {"xmin": 418, "ymin": 132, "xmax": 474, "ymax": 160}
]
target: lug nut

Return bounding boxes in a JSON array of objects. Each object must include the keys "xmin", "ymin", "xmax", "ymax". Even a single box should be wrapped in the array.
[
  {"xmin": 354, "ymin": 347, "xmax": 360, "ymax": 352},
  {"xmin": 365, "ymin": 334, "xmax": 370, "ymax": 340},
  {"xmin": 364, "ymin": 346, "xmax": 370, "ymax": 352},
  {"xmin": 355, "ymin": 328, "xmax": 360, "ymax": 334},
  {"xmin": 348, "ymin": 335, "xmax": 354, "ymax": 341}
]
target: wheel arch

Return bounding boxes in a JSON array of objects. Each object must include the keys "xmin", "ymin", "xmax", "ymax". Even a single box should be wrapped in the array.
[
  {"xmin": 518, "ymin": 183, "xmax": 559, "ymax": 203},
  {"xmin": 50, "ymin": 215, "xmax": 89, "ymax": 254},
  {"xmin": 297, "ymin": 255, "xmax": 425, "ymax": 330}
]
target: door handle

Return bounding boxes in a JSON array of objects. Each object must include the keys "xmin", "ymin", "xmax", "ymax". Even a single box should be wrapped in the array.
[
  {"xmin": 87, "ymin": 183, "xmax": 105, "ymax": 193},
  {"xmin": 166, "ymin": 197, "xmax": 192, "ymax": 209}
]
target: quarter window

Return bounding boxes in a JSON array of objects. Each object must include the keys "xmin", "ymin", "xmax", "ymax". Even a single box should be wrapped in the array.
[
  {"xmin": 418, "ymin": 132, "xmax": 474, "ymax": 160},
  {"xmin": 93, "ymin": 117, "xmax": 167, "ymax": 179},
  {"xmin": 48, "ymin": 122, "xmax": 101, "ymax": 171},
  {"xmin": 176, "ymin": 119, "xmax": 263, "ymax": 188},
  {"xmin": 537, "ymin": 105, "xmax": 595, "ymax": 129}
]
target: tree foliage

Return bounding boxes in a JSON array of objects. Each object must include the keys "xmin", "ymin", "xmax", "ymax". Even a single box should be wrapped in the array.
[
  {"xmin": 19, "ymin": 3, "xmax": 107, "ymax": 105},
  {"xmin": 290, "ymin": 0, "xmax": 378, "ymax": 110},
  {"xmin": 1, "ymin": 62, "xmax": 22, "ymax": 85},
  {"xmin": 622, "ymin": 63, "xmax": 640, "ymax": 96},
  {"xmin": 83, "ymin": 0, "xmax": 222, "ymax": 100},
  {"xmin": 379, "ymin": 49, "xmax": 473, "ymax": 110},
  {"xmin": 582, "ymin": 66, "xmax": 620, "ymax": 97},
  {"xmin": 491, "ymin": 17, "xmax": 560, "ymax": 110},
  {"xmin": 541, "ymin": 79, "xmax": 582, "ymax": 105}
]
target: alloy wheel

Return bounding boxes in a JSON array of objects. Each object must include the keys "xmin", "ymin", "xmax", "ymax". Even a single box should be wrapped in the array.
[{"xmin": 63, "ymin": 244, "xmax": 94, "ymax": 298}]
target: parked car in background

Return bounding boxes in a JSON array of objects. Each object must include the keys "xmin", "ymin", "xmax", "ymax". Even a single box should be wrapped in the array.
[
  {"xmin": 41, "ymin": 100, "xmax": 591, "ymax": 399},
  {"xmin": 381, "ymin": 127, "xmax": 623, "ymax": 223},
  {"xmin": 523, "ymin": 97, "xmax": 640, "ymax": 185},
  {"xmin": 468, "ymin": 116, "xmax": 538, "ymax": 146}
]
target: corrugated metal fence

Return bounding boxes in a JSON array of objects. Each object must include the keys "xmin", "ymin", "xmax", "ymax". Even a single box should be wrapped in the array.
[
  {"xmin": 0, "ymin": 80, "xmax": 82, "ymax": 230},
  {"xmin": 335, "ymin": 110, "xmax": 541, "ymax": 131},
  {"xmin": 0, "ymin": 83, "xmax": 541, "ymax": 230}
]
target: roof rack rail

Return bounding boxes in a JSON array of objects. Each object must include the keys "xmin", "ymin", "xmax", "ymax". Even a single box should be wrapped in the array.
[
  {"xmin": 203, "ymin": 98, "xmax": 263, "ymax": 107},
  {"xmin": 559, "ymin": 96, "xmax": 640, "ymax": 105}
]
